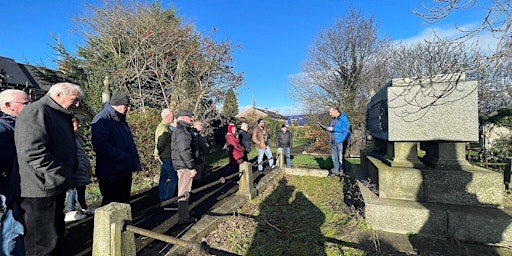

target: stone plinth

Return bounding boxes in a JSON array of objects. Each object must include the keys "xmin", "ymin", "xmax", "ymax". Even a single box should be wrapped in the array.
[
  {"xmin": 366, "ymin": 156, "xmax": 504, "ymax": 208},
  {"xmin": 360, "ymin": 181, "xmax": 512, "ymax": 243}
]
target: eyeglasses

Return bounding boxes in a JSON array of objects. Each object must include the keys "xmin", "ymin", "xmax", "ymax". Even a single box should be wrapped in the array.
[{"xmin": 11, "ymin": 101, "xmax": 31, "ymax": 105}]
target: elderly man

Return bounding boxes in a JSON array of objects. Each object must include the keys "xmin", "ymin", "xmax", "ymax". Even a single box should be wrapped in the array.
[
  {"xmin": 15, "ymin": 83, "xmax": 83, "ymax": 255},
  {"xmin": 92, "ymin": 91, "xmax": 141, "ymax": 206},
  {"xmin": 171, "ymin": 110, "xmax": 198, "ymax": 224},
  {"xmin": 0, "ymin": 89, "xmax": 31, "ymax": 255},
  {"xmin": 154, "ymin": 108, "xmax": 178, "ymax": 207}
]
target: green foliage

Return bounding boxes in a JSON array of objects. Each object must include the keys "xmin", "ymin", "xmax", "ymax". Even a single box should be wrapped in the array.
[
  {"xmin": 222, "ymin": 88, "xmax": 239, "ymax": 122},
  {"xmin": 126, "ymin": 108, "xmax": 161, "ymax": 184}
]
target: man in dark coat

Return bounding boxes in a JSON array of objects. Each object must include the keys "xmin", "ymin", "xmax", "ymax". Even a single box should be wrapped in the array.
[
  {"xmin": 92, "ymin": 91, "xmax": 141, "ymax": 206},
  {"xmin": 238, "ymin": 122, "xmax": 252, "ymax": 161},
  {"xmin": 0, "ymin": 89, "xmax": 31, "ymax": 255},
  {"xmin": 171, "ymin": 110, "xmax": 198, "ymax": 224},
  {"xmin": 276, "ymin": 124, "xmax": 293, "ymax": 168},
  {"xmin": 15, "ymin": 83, "xmax": 82, "ymax": 255}
]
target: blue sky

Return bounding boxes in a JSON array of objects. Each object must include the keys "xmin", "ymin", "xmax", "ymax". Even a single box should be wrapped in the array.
[{"xmin": 1, "ymin": 1, "xmax": 490, "ymax": 115}]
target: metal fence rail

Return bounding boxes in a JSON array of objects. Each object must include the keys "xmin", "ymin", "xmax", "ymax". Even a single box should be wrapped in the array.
[{"xmin": 92, "ymin": 151, "xmax": 283, "ymax": 256}]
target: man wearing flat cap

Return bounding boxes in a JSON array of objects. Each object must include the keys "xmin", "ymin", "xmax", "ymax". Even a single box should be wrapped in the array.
[
  {"xmin": 171, "ymin": 109, "xmax": 198, "ymax": 224},
  {"xmin": 91, "ymin": 91, "xmax": 141, "ymax": 206}
]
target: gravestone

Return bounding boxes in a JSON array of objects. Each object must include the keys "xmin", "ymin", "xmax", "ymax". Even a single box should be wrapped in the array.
[{"xmin": 360, "ymin": 73, "xmax": 512, "ymax": 243}]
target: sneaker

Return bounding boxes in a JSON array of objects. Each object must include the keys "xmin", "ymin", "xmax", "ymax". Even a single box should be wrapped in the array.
[
  {"xmin": 65, "ymin": 211, "xmax": 87, "ymax": 222},
  {"xmin": 83, "ymin": 207, "xmax": 96, "ymax": 215},
  {"xmin": 327, "ymin": 172, "xmax": 338, "ymax": 178}
]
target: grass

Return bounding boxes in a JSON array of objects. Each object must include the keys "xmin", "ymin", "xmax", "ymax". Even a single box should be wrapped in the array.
[{"xmin": 191, "ymin": 173, "xmax": 372, "ymax": 256}]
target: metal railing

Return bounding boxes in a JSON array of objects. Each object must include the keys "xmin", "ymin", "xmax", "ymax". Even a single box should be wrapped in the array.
[{"xmin": 92, "ymin": 151, "xmax": 283, "ymax": 256}]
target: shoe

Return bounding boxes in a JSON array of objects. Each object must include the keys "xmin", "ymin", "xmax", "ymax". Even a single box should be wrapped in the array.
[
  {"xmin": 162, "ymin": 203, "xmax": 178, "ymax": 211},
  {"xmin": 65, "ymin": 211, "xmax": 87, "ymax": 222},
  {"xmin": 327, "ymin": 172, "xmax": 338, "ymax": 178},
  {"xmin": 82, "ymin": 207, "xmax": 96, "ymax": 215}
]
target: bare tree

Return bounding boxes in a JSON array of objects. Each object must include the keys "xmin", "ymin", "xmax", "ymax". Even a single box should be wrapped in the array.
[
  {"xmin": 414, "ymin": 0, "xmax": 511, "ymax": 75},
  {"xmin": 415, "ymin": 1, "xmax": 512, "ymax": 114},
  {"xmin": 70, "ymin": 0, "xmax": 243, "ymax": 135},
  {"xmin": 290, "ymin": 8, "xmax": 391, "ymax": 128}
]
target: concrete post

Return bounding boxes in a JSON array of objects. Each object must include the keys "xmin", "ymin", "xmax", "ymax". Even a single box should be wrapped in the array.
[
  {"xmin": 276, "ymin": 148, "xmax": 284, "ymax": 168},
  {"xmin": 238, "ymin": 161, "xmax": 257, "ymax": 199},
  {"xmin": 505, "ymin": 157, "xmax": 512, "ymax": 190},
  {"xmin": 92, "ymin": 203, "xmax": 136, "ymax": 256}
]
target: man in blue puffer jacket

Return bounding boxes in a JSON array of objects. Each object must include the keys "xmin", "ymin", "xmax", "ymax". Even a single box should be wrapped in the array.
[
  {"xmin": 92, "ymin": 91, "xmax": 141, "ymax": 206},
  {"xmin": 324, "ymin": 106, "xmax": 350, "ymax": 177}
]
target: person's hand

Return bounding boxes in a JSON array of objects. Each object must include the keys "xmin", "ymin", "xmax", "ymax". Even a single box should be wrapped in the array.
[{"xmin": 190, "ymin": 169, "xmax": 197, "ymax": 177}]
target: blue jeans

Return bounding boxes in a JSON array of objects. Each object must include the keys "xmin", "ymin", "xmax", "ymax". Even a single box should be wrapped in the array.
[
  {"xmin": 331, "ymin": 142, "xmax": 345, "ymax": 174},
  {"xmin": 281, "ymin": 147, "xmax": 291, "ymax": 167},
  {"xmin": 159, "ymin": 160, "xmax": 178, "ymax": 202},
  {"xmin": 1, "ymin": 195, "xmax": 25, "ymax": 256},
  {"xmin": 257, "ymin": 146, "xmax": 274, "ymax": 171},
  {"xmin": 66, "ymin": 189, "xmax": 78, "ymax": 212}
]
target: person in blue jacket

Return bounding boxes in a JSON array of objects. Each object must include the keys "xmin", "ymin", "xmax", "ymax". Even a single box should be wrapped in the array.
[
  {"xmin": 92, "ymin": 91, "xmax": 141, "ymax": 206},
  {"xmin": 324, "ymin": 106, "xmax": 350, "ymax": 177}
]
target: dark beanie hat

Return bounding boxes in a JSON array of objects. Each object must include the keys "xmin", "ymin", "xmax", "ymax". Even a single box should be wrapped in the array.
[
  {"xmin": 110, "ymin": 91, "xmax": 130, "ymax": 106},
  {"xmin": 257, "ymin": 118, "xmax": 264, "ymax": 124}
]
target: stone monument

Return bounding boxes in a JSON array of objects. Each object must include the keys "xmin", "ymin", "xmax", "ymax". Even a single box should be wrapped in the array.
[{"xmin": 360, "ymin": 73, "xmax": 512, "ymax": 243}]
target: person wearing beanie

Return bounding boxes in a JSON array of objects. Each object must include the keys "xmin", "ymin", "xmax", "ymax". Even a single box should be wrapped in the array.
[
  {"xmin": 252, "ymin": 119, "xmax": 275, "ymax": 171},
  {"xmin": 171, "ymin": 110, "xmax": 198, "ymax": 224},
  {"xmin": 225, "ymin": 124, "xmax": 245, "ymax": 172},
  {"xmin": 91, "ymin": 91, "xmax": 141, "ymax": 206},
  {"xmin": 276, "ymin": 124, "xmax": 293, "ymax": 168},
  {"xmin": 238, "ymin": 122, "xmax": 252, "ymax": 161}
]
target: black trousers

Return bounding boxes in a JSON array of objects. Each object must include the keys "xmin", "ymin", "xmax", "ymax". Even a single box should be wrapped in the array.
[
  {"xmin": 21, "ymin": 193, "xmax": 66, "ymax": 256},
  {"xmin": 98, "ymin": 174, "xmax": 132, "ymax": 206}
]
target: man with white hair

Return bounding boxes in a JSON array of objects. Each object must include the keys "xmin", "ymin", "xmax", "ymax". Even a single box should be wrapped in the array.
[
  {"xmin": 0, "ymin": 89, "xmax": 31, "ymax": 255},
  {"xmin": 154, "ymin": 108, "xmax": 178, "ymax": 207},
  {"xmin": 15, "ymin": 82, "xmax": 83, "ymax": 255}
]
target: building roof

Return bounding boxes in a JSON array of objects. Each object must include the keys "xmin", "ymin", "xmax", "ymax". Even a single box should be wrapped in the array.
[
  {"xmin": 0, "ymin": 57, "xmax": 38, "ymax": 87},
  {"xmin": 236, "ymin": 107, "xmax": 287, "ymax": 120}
]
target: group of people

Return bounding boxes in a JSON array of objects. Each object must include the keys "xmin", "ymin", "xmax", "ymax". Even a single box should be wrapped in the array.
[
  {"xmin": 0, "ymin": 83, "xmax": 143, "ymax": 255},
  {"xmin": 0, "ymin": 79, "xmax": 350, "ymax": 255},
  {"xmin": 224, "ymin": 118, "xmax": 294, "ymax": 172},
  {"xmin": 153, "ymin": 108, "xmax": 208, "ymax": 224}
]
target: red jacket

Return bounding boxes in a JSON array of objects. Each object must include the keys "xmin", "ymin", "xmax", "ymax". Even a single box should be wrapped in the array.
[{"xmin": 225, "ymin": 132, "xmax": 245, "ymax": 165}]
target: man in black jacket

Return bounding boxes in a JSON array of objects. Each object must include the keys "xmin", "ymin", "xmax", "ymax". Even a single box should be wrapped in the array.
[
  {"xmin": 238, "ymin": 122, "xmax": 252, "ymax": 161},
  {"xmin": 276, "ymin": 124, "xmax": 293, "ymax": 168},
  {"xmin": 171, "ymin": 110, "xmax": 198, "ymax": 224}
]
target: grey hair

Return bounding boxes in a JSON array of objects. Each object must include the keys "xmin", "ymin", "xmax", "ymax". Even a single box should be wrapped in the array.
[
  {"xmin": 161, "ymin": 108, "xmax": 173, "ymax": 118},
  {"xmin": 0, "ymin": 89, "xmax": 29, "ymax": 107},
  {"xmin": 241, "ymin": 122, "xmax": 248, "ymax": 130},
  {"xmin": 48, "ymin": 82, "xmax": 83, "ymax": 98}
]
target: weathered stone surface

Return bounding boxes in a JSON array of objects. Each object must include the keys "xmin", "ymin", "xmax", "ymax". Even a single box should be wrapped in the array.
[
  {"xmin": 359, "ymin": 181, "xmax": 512, "ymax": 243},
  {"xmin": 368, "ymin": 156, "xmax": 504, "ymax": 207},
  {"xmin": 367, "ymin": 74, "xmax": 479, "ymax": 142},
  {"xmin": 92, "ymin": 203, "xmax": 135, "ymax": 256}
]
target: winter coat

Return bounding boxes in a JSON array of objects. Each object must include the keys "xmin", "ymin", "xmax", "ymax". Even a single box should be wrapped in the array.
[
  {"xmin": 238, "ymin": 130, "xmax": 252, "ymax": 152},
  {"xmin": 75, "ymin": 135, "xmax": 91, "ymax": 186},
  {"xmin": 154, "ymin": 121, "xmax": 172, "ymax": 160},
  {"xmin": 225, "ymin": 132, "xmax": 245, "ymax": 165},
  {"xmin": 327, "ymin": 112, "xmax": 350, "ymax": 144},
  {"xmin": 0, "ymin": 113, "xmax": 17, "ymax": 195},
  {"xmin": 252, "ymin": 126, "xmax": 268, "ymax": 149},
  {"xmin": 171, "ymin": 120, "xmax": 198, "ymax": 170},
  {"xmin": 15, "ymin": 95, "xmax": 77, "ymax": 198},
  {"xmin": 276, "ymin": 130, "xmax": 293, "ymax": 148},
  {"xmin": 91, "ymin": 104, "xmax": 141, "ymax": 179}
]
